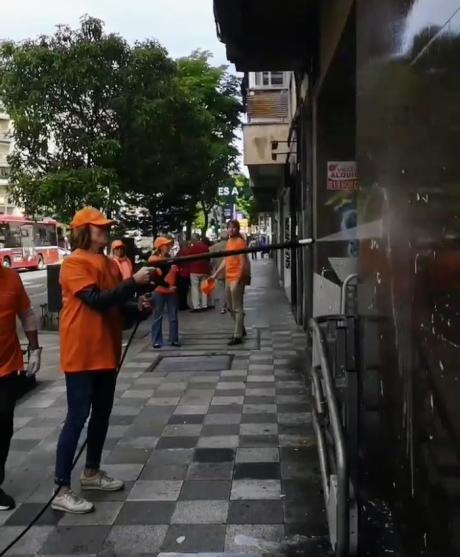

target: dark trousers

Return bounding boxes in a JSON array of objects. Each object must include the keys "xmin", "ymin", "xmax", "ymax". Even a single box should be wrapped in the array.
[
  {"xmin": 55, "ymin": 371, "xmax": 116, "ymax": 487},
  {"xmin": 251, "ymin": 252, "xmax": 257, "ymax": 260},
  {"xmin": 0, "ymin": 375, "xmax": 17, "ymax": 486},
  {"xmin": 178, "ymin": 276, "xmax": 190, "ymax": 310}
]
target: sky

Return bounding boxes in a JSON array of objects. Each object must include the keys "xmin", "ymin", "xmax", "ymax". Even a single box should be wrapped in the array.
[{"xmin": 0, "ymin": 0, "xmax": 228, "ymax": 65}]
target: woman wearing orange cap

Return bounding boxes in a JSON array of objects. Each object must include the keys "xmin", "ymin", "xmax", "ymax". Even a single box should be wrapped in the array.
[
  {"xmin": 111, "ymin": 240, "xmax": 134, "ymax": 280},
  {"xmin": 148, "ymin": 237, "xmax": 180, "ymax": 349},
  {"xmin": 53, "ymin": 207, "xmax": 156, "ymax": 514}
]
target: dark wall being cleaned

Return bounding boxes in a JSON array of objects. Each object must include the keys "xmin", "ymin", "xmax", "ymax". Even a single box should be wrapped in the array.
[{"xmin": 356, "ymin": 1, "xmax": 460, "ymax": 554}]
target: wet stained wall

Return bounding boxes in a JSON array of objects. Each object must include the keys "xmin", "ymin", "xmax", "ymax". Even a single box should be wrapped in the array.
[{"xmin": 356, "ymin": 0, "xmax": 460, "ymax": 554}]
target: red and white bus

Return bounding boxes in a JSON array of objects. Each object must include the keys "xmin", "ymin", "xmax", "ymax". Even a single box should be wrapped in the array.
[{"xmin": 0, "ymin": 216, "xmax": 65, "ymax": 270}]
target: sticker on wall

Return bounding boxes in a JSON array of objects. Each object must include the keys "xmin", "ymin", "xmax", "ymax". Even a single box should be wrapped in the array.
[{"xmin": 327, "ymin": 161, "xmax": 358, "ymax": 192}]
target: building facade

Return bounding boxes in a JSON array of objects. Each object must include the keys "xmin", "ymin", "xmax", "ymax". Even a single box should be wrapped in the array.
[
  {"xmin": 215, "ymin": 1, "xmax": 460, "ymax": 555},
  {"xmin": 0, "ymin": 108, "xmax": 21, "ymax": 216}
]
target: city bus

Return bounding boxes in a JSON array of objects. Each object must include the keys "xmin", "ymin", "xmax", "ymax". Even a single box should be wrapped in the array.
[{"xmin": 0, "ymin": 215, "xmax": 65, "ymax": 270}]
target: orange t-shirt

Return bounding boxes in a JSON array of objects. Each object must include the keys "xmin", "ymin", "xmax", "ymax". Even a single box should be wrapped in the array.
[
  {"xmin": 59, "ymin": 249, "xmax": 123, "ymax": 373},
  {"xmin": 225, "ymin": 236, "xmax": 248, "ymax": 283},
  {"xmin": 148, "ymin": 255, "xmax": 178, "ymax": 295},
  {"xmin": 0, "ymin": 267, "xmax": 31, "ymax": 377},
  {"xmin": 112, "ymin": 256, "xmax": 133, "ymax": 280}
]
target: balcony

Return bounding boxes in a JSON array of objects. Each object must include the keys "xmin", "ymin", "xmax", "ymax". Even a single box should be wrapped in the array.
[
  {"xmin": 247, "ymin": 90, "xmax": 289, "ymax": 122},
  {"xmin": 214, "ymin": 0, "xmax": 316, "ymax": 71}
]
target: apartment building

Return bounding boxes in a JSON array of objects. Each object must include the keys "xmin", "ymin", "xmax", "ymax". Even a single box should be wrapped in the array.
[{"xmin": 0, "ymin": 107, "xmax": 21, "ymax": 216}]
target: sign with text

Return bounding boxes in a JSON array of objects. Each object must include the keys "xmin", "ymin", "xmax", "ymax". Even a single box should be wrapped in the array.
[
  {"xmin": 327, "ymin": 161, "xmax": 358, "ymax": 192},
  {"xmin": 218, "ymin": 185, "xmax": 240, "ymax": 197}
]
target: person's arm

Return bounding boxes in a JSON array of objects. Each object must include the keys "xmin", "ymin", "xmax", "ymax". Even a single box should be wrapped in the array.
[
  {"xmin": 76, "ymin": 267, "xmax": 160, "ymax": 312},
  {"xmin": 16, "ymin": 280, "xmax": 42, "ymax": 375}
]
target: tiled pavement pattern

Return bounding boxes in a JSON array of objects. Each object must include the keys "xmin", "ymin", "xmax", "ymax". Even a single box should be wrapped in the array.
[{"xmin": 2, "ymin": 260, "xmax": 330, "ymax": 556}]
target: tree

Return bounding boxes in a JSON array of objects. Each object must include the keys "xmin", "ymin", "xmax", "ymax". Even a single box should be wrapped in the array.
[
  {"xmin": 176, "ymin": 51, "xmax": 242, "ymax": 235},
  {"xmin": 234, "ymin": 173, "xmax": 255, "ymax": 221},
  {"xmin": 0, "ymin": 16, "xmax": 127, "ymax": 221}
]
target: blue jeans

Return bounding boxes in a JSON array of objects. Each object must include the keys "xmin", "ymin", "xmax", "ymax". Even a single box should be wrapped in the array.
[
  {"xmin": 151, "ymin": 293, "xmax": 179, "ymax": 346},
  {"xmin": 55, "ymin": 371, "xmax": 116, "ymax": 487}
]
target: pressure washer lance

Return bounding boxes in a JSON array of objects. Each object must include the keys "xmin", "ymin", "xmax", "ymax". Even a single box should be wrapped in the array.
[
  {"xmin": 0, "ymin": 240, "xmax": 313, "ymax": 555},
  {"xmin": 164, "ymin": 238, "xmax": 314, "ymax": 267},
  {"xmin": 0, "ymin": 317, "xmax": 144, "ymax": 557}
]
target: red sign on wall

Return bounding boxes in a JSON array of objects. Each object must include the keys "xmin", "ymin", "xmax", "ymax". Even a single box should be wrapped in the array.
[{"xmin": 327, "ymin": 161, "xmax": 358, "ymax": 192}]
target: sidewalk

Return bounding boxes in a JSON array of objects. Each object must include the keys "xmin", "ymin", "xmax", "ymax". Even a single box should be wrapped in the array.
[{"xmin": 0, "ymin": 260, "xmax": 330, "ymax": 556}]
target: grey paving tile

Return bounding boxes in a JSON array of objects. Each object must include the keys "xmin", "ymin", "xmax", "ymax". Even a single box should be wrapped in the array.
[
  {"xmin": 240, "ymin": 423, "xmax": 278, "ymax": 436},
  {"xmin": 171, "ymin": 500, "xmax": 229, "ymax": 524},
  {"xmin": 225, "ymin": 524, "xmax": 284, "ymax": 554},
  {"xmin": 146, "ymin": 449, "xmax": 194, "ymax": 466},
  {"xmin": 239, "ymin": 435, "xmax": 279, "ymax": 448},
  {"xmin": 278, "ymin": 412, "xmax": 312, "ymax": 425},
  {"xmin": 278, "ymin": 434, "xmax": 316, "ymax": 448},
  {"xmin": 230, "ymin": 480, "xmax": 281, "ymax": 500},
  {"xmin": 240, "ymin": 413, "xmax": 277, "ymax": 424},
  {"xmin": 104, "ymin": 447, "xmax": 151, "ymax": 465},
  {"xmin": 139, "ymin": 464, "xmax": 188, "ymax": 481},
  {"xmin": 157, "ymin": 437, "xmax": 198, "ymax": 449},
  {"xmin": 179, "ymin": 480, "xmax": 231, "ymax": 501},
  {"xmin": 115, "ymin": 501, "xmax": 175, "ymax": 525},
  {"xmin": 194, "ymin": 449, "xmax": 235, "ymax": 463},
  {"xmin": 197, "ymin": 436, "xmax": 239, "ymax": 449},
  {"xmin": 234, "ymin": 463, "xmax": 280, "ymax": 480},
  {"xmin": 228, "ymin": 500, "xmax": 283, "ymax": 524},
  {"xmin": 103, "ymin": 525, "xmax": 168, "ymax": 554},
  {"xmin": 117, "ymin": 436, "xmax": 159, "ymax": 449},
  {"xmin": 236, "ymin": 448, "xmax": 279, "ymax": 463},
  {"xmin": 187, "ymin": 463, "xmax": 233, "ymax": 481},
  {"xmin": 128, "ymin": 480, "xmax": 183, "ymax": 501},
  {"xmin": 174, "ymin": 405, "xmax": 210, "ymax": 415},
  {"xmin": 204, "ymin": 414, "xmax": 241, "ymax": 425},
  {"xmin": 162, "ymin": 424, "xmax": 203, "ymax": 437},
  {"xmin": 78, "ymin": 482, "xmax": 134, "ymax": 503},
  {"xmin": 243, "ymin": 404, "xmax": 276, "ymax": 414},
  {"xmin": 168, "ymin": 414, "xmax": 205, "ymax": 425},
  {"xmin": 201, "ymin": 424, "xmax": 240, "ymax": 436},
  {"xmin": 39, "ymin": 525, "xmax": 110, "ymax": 554},
  {"xmin": 211, "ymin": 396, "xmax": 245, "ymax": 406},
  {"xmin": 161, "ymin": 524, "xmax": 226, "ymax": 553}
]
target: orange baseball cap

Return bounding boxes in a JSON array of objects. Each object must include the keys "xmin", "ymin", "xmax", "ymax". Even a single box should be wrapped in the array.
[
  {"xmin": 70, "ymin": 207, "xmax": 114, "ymax": 229},
  {"xmin": 111, "ymin": 240, "xmax": 125, "ymax": 250},
  {"xmin": 154, "ymin": 236, "xmax": 173, "ymax": 249}
]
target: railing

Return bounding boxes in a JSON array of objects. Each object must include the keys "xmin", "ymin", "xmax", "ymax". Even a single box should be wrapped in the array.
[{"xmin": 309, "ymin": 313, "xmax": 359, "ymax": 557}]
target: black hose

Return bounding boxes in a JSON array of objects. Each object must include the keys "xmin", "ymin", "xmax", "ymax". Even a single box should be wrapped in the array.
[{"xmin": 0, "ymin": 319, "xmax": 142, "ymax": 557}]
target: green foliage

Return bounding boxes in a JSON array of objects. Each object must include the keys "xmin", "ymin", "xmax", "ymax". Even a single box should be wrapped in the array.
[{"xmin": 0, "ymin": 20, "xmax": 242, "ymax": 233}]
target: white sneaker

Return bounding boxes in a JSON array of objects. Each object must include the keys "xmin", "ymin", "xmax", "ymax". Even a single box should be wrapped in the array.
[
  {"xmin": 51, "ymin": 489, "xmax": 94, "ymax": 514},
  {"xmin": 80, "ymin": 470, "xmax": 124, "ymax": 492}
]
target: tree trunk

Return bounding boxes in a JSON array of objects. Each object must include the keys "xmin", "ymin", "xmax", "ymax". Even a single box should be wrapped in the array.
[
  {"xmin": 185, "ymin": 220, "xmax": 193, "ymax": 240},
  {"xmin": 201, "ymin": 209, "xmax": 210, "ymax": 237}
]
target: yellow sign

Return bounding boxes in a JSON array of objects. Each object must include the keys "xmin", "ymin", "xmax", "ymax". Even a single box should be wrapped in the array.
[{"xmin": 240, "ymin": 219, "xmax": 249, "ymax": 233}]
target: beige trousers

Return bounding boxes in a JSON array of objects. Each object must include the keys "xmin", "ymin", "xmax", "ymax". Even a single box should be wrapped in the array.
[{"xmin": 225, "ymin": 281, "xmax": 245, "ymax": 338}]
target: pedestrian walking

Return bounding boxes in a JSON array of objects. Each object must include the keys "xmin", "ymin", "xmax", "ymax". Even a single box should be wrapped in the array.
[
  {"xmin": 188, "ymin": 234, "xmax": 211, "ymax": 312},
  {"xmin": 177, "ymin": 240, "xmax": 191, "ymax": 311},
  {"xmin": 53, "ymin": 207, "xmax": 155, "ymax": 514},
  {"xmin": 149, "ymin": 237, "xmax": 180, "ymax": 349},
  {"xmin": 209, "ymin": 231, "xmax": 228, "ymax": 314},
  {"xmin": 0, "ymin": 266, "xmax": 41, "ymax": 510},
  {"xmin": 249, "ymin": 238, "xmax": 258, "ymax": 260},
  {"xmin": 212, "ymin": 220, "xmax": 251, "ymax": 345},
  {"xmin": 110, "ymin": 240, "xmax": 133, "ymax": 280}
]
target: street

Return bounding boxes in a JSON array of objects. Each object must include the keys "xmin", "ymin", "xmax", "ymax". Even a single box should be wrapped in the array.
[{"xmin": 19, "ymin": 269, "xmax": 47, "ymax": 319}]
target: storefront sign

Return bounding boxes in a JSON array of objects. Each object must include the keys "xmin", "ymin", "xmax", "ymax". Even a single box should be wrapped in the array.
[{"xmin": 327, "ymin": 161, "xmax": 358, "ymax": 192}]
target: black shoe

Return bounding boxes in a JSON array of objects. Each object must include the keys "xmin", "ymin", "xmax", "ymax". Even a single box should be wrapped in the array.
[
  {"xmin": 0, "ymin": 488, "xmax": 15, "ymax": 510},
  {"xmin": 228, "ymin": 337, "xmax": 243, "ymax": 346},
  {"xmin": 171, "ymin": 341, "xmax": 181, "ymax": 348},
  {"xmin": 153, "ymin": 344, "xmax": 162, "ymax": 350}
]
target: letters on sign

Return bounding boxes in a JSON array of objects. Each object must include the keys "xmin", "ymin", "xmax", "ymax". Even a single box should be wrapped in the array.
[
  {"xmin": 218, "ymin": 186, "xmax": 240, "ymax": 197},
  {"xmin": 327, "ymin": 161, "xmax": 358, "ymax": 192}
]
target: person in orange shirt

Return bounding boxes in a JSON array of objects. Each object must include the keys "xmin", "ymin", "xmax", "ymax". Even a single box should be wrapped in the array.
[
  {"xmin": 53, "ymin": 207, "xmax": 156, "ymax": 514},
  {"xmin": 212, "ymin": 220, "xmax": 251, "ymax": 345},
  {"xmin": 148, "ymin": 237, "xmax": 180, "ymax": 349},
  {"xmin": 110, "ymin": 240, "xmax": 134, "ymax": 280},
  {"xmin": 0, "ymin": 267, "xmax": 41, "ymax": 510}
]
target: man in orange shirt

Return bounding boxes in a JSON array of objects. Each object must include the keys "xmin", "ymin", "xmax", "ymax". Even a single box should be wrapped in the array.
[
  {"xmin": 212, "ymin": 220, "xmax": 251, "ymax": 345},
  {"xmin": 0, "ymin": 266, "xmax": 41, "ymax": 510}
]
